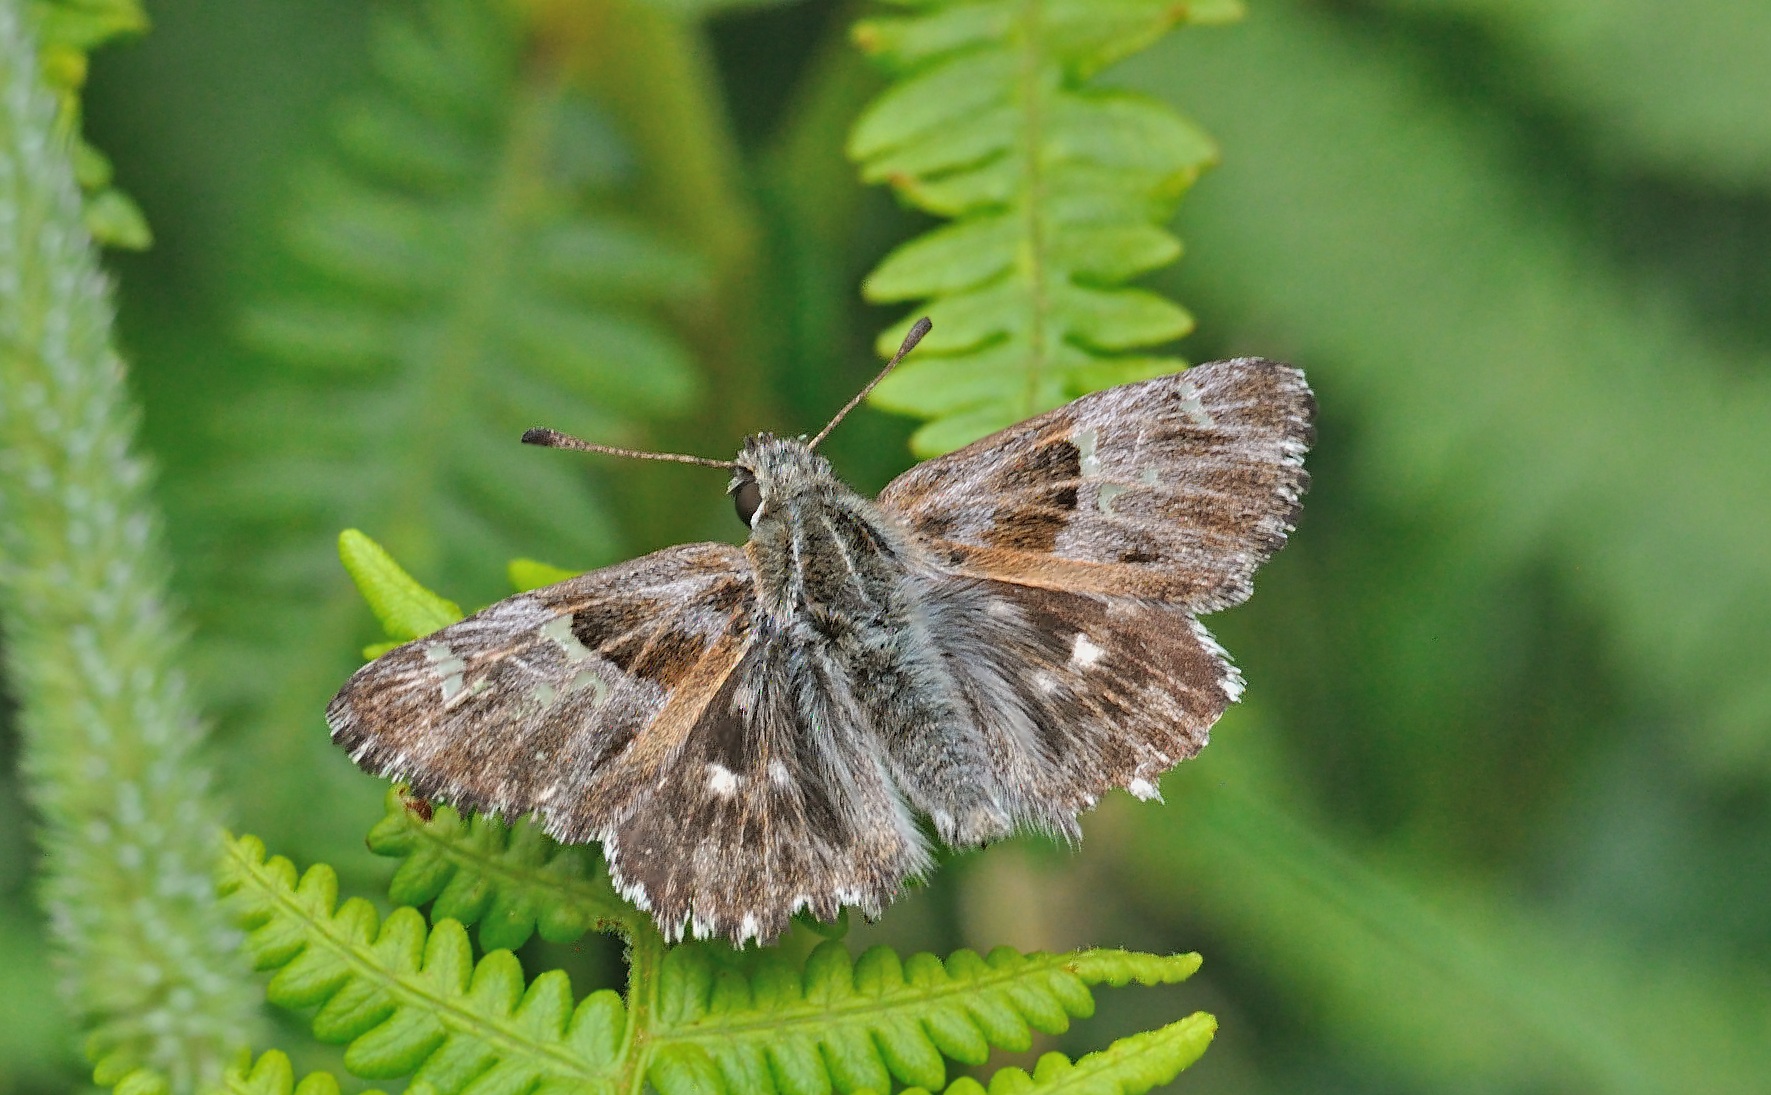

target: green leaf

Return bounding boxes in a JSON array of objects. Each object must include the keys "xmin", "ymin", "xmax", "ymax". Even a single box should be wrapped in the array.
[
  {"xmin": 29, "ymin": 1, "xmax": 148, "ymax": 52},
  {"xmin": 29, "ymin": 0, "xmax": 152, "ymax": 248},
  {"xmin": 337, "ymin": 529, "xmax": 463, "ymax": 644},
  {"xmin": 229, "ymin": 824, "xmax": 1214, "ymax": 1095},
  {"xmin": 107, "ymin": 1070, "xmax": 168, "ymax": 1095},
  {"xmin": 81, "ymin": 185, "xmax": 151, "ymax": 249},
  {"xmin": 365, "ymin": 786, "xmax": 637, "ymax": 950},
  {"xmin": 848, "ymin": 0, "xmax": 1233, "ymax": 455},
  {"xmin": 212, "ymin": 1049, "xmax": 382, "ymax": 1095},
  {"xmin": 901, "ymin": 1012, "xmax": 1216, "ymax": 1094},
  {"xmin": 507, "ymin": 557, "xmax": 580, "ymax": 592},
  {"xmin": 646, "ymin": 941, "xmax": 1202, "ymax": 1093},
  {"xmin": 220, "ymin": 835, "xmax": 627, "ymax": 1095}
]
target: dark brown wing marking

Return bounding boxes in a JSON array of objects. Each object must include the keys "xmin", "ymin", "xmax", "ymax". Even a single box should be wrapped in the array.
[{"xmin": 879, "ymin": 359, "xmax": 1315, "ymax": 612}]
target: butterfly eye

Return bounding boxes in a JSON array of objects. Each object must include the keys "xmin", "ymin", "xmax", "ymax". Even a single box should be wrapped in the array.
[{"xmin": 733, "ymin": 477, "xmax": 762, "ymax": 527}]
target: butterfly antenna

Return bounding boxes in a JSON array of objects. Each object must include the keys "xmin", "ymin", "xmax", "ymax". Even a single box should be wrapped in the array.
[
  {"xmin": 808, "ymin": 316, "xmax": 932, "ymax": 450},
  {"xmin": 520, "ymin": 428, "xmax": 734, "ymax": 469}
]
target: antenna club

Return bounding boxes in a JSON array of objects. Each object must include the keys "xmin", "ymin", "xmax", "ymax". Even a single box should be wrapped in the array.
[
  {"xmin": 809, "ymin": 315, "xmax": 933, "ymax": 450},
  {"xmin": 521, "ymin": 426, "xmax": 733, "ymax": 468}
]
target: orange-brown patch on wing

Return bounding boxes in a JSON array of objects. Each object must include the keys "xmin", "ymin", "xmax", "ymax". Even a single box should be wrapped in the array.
[
  {"xmin": 615, "ymin": 631, "xmax": 750, "ymax": 778},
  {"xmin": 935, "ymin": 540, "xmax": 1214, "ymax": 602}
]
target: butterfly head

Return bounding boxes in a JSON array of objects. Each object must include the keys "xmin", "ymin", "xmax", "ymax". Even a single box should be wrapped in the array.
[{"xmin": 730, "ymin": 433, "xmax": 836, "ymax": 530}]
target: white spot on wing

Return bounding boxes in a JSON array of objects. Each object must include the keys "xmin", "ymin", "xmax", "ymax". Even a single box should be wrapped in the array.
[
  {"xmin": 541, "ymin": 615, "xmax": 595, "ymax": 663},
  {"xmin": 425, "ymin": 642, "xmax": 468, "ymax": 703},
  {"xmin": 566, "ymin": 668, "xmax": 611, "ymax": 706},
  {"xmin": 424, "ymin": 641, "xmax": 464, "ymax": 671},
  {"xmin": 1073, "ymin": 426, "xmax": 1102, "ymax": 476},
  {"xmin": 1128, "ymin": 778, "xmax": 1160, "ymax": 801},
  {"xmin": 1070, "ymin": 633, "xmax": 1106, "ymax": 668},
  {"xmin": 1177, "ymin": 383, "xmax": 1216, "ymax": 428},
  {"xmin": 1097, "ymin": 482, "xmax": 1129, "ymax": 514},
  {"xmin": 768, "ymin": 759, "xmax": 791, "ymax": 786},
  {"xmin": 706, "ymin": 763, "xmax": 739, "ymax": 798},
  {"xmin": 1034, "ymin": 670, "xmax": 1060, "ymax": 694}
]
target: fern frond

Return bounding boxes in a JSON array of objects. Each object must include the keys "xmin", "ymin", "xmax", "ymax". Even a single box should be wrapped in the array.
[
  {"xmin": 900, "ymin": 1013, "xmax": 1215, "ymax": 1094},
  {"xmin": 848, "ymin": 0, "xmax": 1239, "ymax": 455},
  {"xmin": 27, "ymin": 0, "xmax": 151, "ymax": 247},
  {"xmin": 205, "ymin": 1051, "xmax": 371, "ymax": 1095},
  {"xmin": 112, "ymin": 1050, "xmax": 383, "ymax": 1095},
  {"xmin": 365, "ymin": 787, "xmax": 638, "ymax": 950},
  {"xmin": 508, "ymin": 557, "xmax": 581, "ymax": 592},
  {"xmin": 236, "ymin": 0, "xmax": 705, "ymax": 589},
  {"xmin": 199, "ymin": 0, "xmax": 717, "ymax": 866},
  {"xmin": 225, "ymin": 831, "xmax": 1211, "ymax": 1094},
  {"xmin": 220, "ymin": 835, "xmax": 627, "ymax": 1092},
  {"xmin": 646, "ymin": 943, "xmax": 1202, "ymax": 1094},
  {"xmin": 338, "ymin": 528, "xmax": 464, "ymax": 652}
]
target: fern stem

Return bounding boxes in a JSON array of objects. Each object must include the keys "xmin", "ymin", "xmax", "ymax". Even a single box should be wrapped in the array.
[
  {"xmin": 0, "ymin": 3, "xmax": 260, "ymax": 1087},
  {"xmin": 1013, "ymin": 0, "xmax": 1052, "ymax": 420},
  {"xmin": 618, "ymin": 923, "xmax": 668, "ymax": 1095}
]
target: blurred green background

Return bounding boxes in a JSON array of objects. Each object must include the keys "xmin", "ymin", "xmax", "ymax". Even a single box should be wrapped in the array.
[{"xmin": 4, "ymin": 0, "xmax": 1769, "ymax": 1092}]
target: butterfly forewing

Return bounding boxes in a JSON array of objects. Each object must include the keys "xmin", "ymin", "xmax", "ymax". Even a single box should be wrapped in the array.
[
  {"xmin": 327, "ymin": 538, "xmax": 929, "ymax": 944},
  {"xmin": 327, "ymin": 542, "xmax": 754, "ymax": 838},
  {"xmin": 878, "ymin": 359, "xmax": 1314, "ymax": 611}
]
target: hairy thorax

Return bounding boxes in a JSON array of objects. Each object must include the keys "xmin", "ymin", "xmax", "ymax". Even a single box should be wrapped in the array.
[{"xmin": 737, "ymin": 436, "xmax": 922, "ymax": 638}]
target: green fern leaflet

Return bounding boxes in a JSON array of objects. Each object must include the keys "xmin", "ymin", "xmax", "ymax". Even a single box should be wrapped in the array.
[
  {"xmin": 30, "ymin": 0, "xmax": 153, "ymax": 247},
  {"xmin": 850, "ymin": 0, "xmax": 1240, "ymax": 456}
]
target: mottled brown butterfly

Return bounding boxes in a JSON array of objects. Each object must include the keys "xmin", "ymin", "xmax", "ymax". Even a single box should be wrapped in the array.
[{"xmin": 327, "ymin": 318, "xmax": 1315, "ymax": 945}]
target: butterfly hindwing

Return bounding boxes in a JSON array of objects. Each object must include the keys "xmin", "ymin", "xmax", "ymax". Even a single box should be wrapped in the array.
[
  {"xmin": 605, "ymin": 635, "xmax": 930, "ymax": 943},
  {"xmin": 878, "ymin": 359, "xmax": 1315, "ymax": 611},
  {"xmin": 884, "ymin": 575, "xmax": 1239, "ymax": 842}
]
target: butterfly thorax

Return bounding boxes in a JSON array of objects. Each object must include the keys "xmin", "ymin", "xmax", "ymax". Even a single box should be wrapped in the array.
[{"xmin": 734, "ymin": 435, "xmax": 913, "ymax": 634}]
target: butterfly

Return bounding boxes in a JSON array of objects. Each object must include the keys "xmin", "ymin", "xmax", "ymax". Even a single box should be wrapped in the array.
[{"xmin": 327, "ymin": 318, "xmax": 1315, "ymax": 945}]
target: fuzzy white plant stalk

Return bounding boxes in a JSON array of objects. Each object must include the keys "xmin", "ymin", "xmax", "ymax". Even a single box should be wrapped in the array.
[{"xmin": 0, "ymin": 2, "xmax": 261, "ymax": 1088}]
